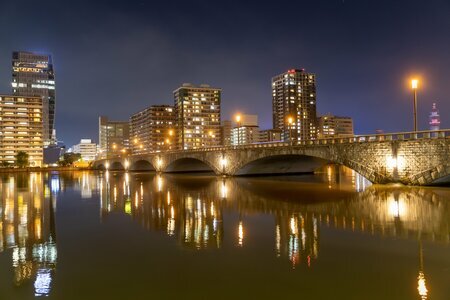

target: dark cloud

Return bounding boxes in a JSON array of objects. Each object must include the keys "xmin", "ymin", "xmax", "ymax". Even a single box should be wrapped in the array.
[{"xmin": 0, "ymin": 0, "xmax": 449, "ymax": 146}]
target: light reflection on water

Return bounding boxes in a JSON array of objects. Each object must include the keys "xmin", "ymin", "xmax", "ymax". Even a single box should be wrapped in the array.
[
  {"xmin": 0, "ymin": 168, "xmax": 449, "ymax": 299},
  {"xmin": 0, "ymin": 172, "xmax": 57, "ymax": 297}
]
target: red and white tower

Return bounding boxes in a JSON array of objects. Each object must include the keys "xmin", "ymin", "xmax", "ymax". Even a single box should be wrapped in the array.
[{"xmin": 429, "ymin": 103, "xmax": 441, "ymax": 131}]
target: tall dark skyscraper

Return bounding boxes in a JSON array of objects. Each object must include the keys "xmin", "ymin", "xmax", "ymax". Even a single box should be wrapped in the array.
[
  {"xmin": 12, "ymin": 51, "xmax": 56, "ymax": 146},
  {"xmin": 272, "ymin": 69, "xmax": 317, "ymax": 141}
]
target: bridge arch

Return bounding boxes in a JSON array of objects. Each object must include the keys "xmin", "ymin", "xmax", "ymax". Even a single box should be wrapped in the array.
[
  {"xmin": 227, "ymin": 147, "xmax": 379, "ymax": 182},
  {"xmin": 110, "ymin": 161, "xmax": 125, "ymax": 171},
  {"xmin": 234, "ymin": 154, "xmax": 328, "ymax": 176},
  {"xmin": 408, "ymin": 162, "xmax": 450, "ymax": 185},
  {"xmin": 164, "ymin": 157, "xmax": 218, "ymax": 174},
  {"xmin": 131, "ymin": 159, "xmax": 155, "ymax": 171}
]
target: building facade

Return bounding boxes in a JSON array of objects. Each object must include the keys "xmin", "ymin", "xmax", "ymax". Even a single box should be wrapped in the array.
[
  {"xmin": 72, "ymin": 139, "xmax": 97, "ymax": 161},
  {"xmin": 98, "ymin": 116, "xmax": 130, "ymax": 158},
  {"xmin": 317, "ymin": 114, "xmax": 354, "ymax": 138},
  {"xmin": 272, "ymin": 69, "xmax": 317, "ymax": 142},
  {"xmin": 174, "ymin": 84, "xmax": 221, "ymax": 150},
  {"xmin": 259, "ymin": 129, "xmax": 282, "ymax": 142},
  {"xmin": 231, "ymin": 126, "xmax": 261, "ymax": 145},
  {"xmin": 130, "ymin": 105, "xmax": 176, "ymax": 154},
  {"xmin": 12, "ymin": 51, "xmax": 56, "ymax": 146},
  {"xmin": 0, "ymin": 95, "xmax": 43, "ymax": 166}
]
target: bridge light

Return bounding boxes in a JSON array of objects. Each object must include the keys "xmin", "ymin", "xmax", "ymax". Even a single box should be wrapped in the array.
[
  {"xmin": 386, "ymin": 156, "xmax": 397, "ymax": 170},
  {"xmin": 220, "ymin": 157, "xmax": 227, "ymax": 168},
  {"xmin": 411, "ymin": 79, "xmax": 418, "ymax": 89},
  {"xmin": 157, "ymin": 157, "xmax": 163, "ymax": 170},
  {"xmin": 124, "ymin": 159, "xmax": 129, "ymax": 170},
  {"xmin": 105, "ymin": 162, "xmax": 110, "ymax": 170}
]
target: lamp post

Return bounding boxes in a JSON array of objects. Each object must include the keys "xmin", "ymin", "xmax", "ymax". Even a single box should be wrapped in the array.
[
  {"xmin": 288, "ymin": 116, "xmax": 294, "ymax": 146},
  {"xmin": 235, "ymin": 114, "xmax": 241, "ymax": 146},
  {"xmin": 412, "ymin": 79, "xmax": 418, "ymax": 132}
]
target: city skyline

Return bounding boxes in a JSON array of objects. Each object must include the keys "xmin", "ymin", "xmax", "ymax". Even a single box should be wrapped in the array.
[{"xmin": 0, "ymin": 0, "xmax": 449, "ymax": 146}]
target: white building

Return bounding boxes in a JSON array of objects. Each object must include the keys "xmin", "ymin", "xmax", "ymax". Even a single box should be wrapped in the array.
[
  {"xmin": 72, "ymin": 139, "xmax": 97, "ymax": 161},
  {"xmin": 232, "ymin": 114, "xmax": 261, "ymax": 145}
]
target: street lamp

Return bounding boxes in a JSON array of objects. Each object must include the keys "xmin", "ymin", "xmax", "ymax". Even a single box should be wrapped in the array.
[
  {"xmin": 287, "ymin": 116, "xmax": 294, "ymax": 145},
  {"xmin": 412, "ymin": 79, "xmax": 418, "ymax": 132},
  {"xmin": 235, "ymin": 114, "xmax": 241, "ymax": 146}
]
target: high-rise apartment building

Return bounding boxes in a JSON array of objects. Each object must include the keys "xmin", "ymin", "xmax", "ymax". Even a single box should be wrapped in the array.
[
  {"xmin": 317, "ymin": 113, "xmax": 354, "ymax": 138},
  {"xmin": 174, "ymin": 84, "xmax": 221, "ymax": 150},
  {"xmin": 272, "ymin": 69, "xmax": 317, "ymax": 141},
  {"xmin": 0, "ymin": 95, "xmax": 43, "ymax": 166},
  {"xmin": 98, "ymin": 116, "xmax": 130, "ymax": 158},
  {"xmin": 130, "ymin": 105, "xmax": 176, "ymax": 154},
  {"xmin": 72, "ymin": 139, "xmax": 97, "ymax": 161},
  {"xmin": 12, "ymin": 51, "xmax": 56, "ymax": 146}
]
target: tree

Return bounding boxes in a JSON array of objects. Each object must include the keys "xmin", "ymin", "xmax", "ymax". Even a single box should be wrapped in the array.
[
  {"xmin": 1, "ymin": 161, "xmax": 11, "ymax": 168},
  {"xmin": 58, "ymin": 153, "xmax": 81, "ymax": 167},
  {"xmin": 15, "ymin": 151, "xmax": 29, "ymax": 168}
]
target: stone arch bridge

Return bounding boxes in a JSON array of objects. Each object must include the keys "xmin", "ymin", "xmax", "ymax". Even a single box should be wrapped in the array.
[{"xmin": 93, "ymin": 130, "xmax": 450, "ymax": 185}]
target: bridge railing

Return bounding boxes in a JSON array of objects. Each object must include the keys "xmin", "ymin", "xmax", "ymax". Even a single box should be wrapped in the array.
[{"xmin": 97, "ymin": 129, "xmax": 450, "ymax": 160}]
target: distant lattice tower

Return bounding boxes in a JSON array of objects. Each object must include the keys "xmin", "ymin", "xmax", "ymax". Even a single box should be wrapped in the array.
[{"xmin": 429, "ymin": 103, "xmax": 441, "ymax": 131}]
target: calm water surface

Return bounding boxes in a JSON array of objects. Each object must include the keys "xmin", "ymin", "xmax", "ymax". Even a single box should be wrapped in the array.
[{"xmin": 0, "ymin": 168, "xmax": 449, "ymax": 299}]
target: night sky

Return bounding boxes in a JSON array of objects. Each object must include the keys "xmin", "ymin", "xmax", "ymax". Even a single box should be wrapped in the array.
[{"xmin": 0, "ymin": 0, "xmax": 449, "ymax": 146}]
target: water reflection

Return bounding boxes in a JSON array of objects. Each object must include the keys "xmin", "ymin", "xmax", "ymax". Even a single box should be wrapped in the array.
[
  {"xmin": 97, "ymin": 169, "xmax": 449, "ymax": 258},
  {"xmin": 100, "ymin": 172, "xmax": 223, "ymax": 249},
  {"xmin": 0, "ymin": 173, "xmax": 57, "ymax": 297},
  {"xmin": 1, "ymin": 168, "xmax": 448, "ymax": 299}
]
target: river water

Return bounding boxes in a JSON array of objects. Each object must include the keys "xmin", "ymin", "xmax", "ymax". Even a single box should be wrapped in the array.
[{"xmin": 0, "ymin": 168, "xmax": 449, "ymax": 299}]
